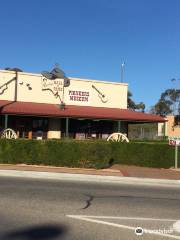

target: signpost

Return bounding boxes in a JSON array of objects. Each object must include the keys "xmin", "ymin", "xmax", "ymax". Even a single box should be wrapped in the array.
[{"xmin": 169, "ymin": 137, "xmax": 180, "ymax": 169}]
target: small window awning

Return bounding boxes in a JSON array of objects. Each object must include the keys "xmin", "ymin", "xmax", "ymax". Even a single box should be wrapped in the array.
[{"xmin": 0, "ymin": 100, "xmax": 165, "ymax": 122}]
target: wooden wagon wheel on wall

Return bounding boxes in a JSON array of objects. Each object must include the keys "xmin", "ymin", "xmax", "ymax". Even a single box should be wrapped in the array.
[
  {"xmin": 107, "ymin": 132, "xmax": 129, "ymax": 142},
  {"xmin": 1, "ymin": 128, "xmax": 18, "ymax": 139}
]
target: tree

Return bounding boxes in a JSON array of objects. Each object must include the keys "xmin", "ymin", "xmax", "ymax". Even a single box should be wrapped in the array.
[
  {"xmin": 150, "ymin": 88, "xmax": 180, "ymax": 116},
  {"xmin": 160, "ymin": 89, "xmax": 180, "ymax": 115},
  {"xmin": 150, "ymin": 100, "xmax": 172, "ymax": 116},
  {"xmin": 127, "ymin": 91, "xmax": 136, "ymax": 110},
  {"xmin": 135, "ymin": 102, "xmax": 145, "ymax": 113},
  {"xmin": 4, "ymin": 67, "xmax": 23, "ymax": 72},
  {"xmin": 127, "ymin": 91, "xmax": 145, "ymax": 112}
]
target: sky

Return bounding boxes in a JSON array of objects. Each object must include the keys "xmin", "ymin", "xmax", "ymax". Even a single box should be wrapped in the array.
[{"xmin": 0, "ymin": 0, "xmax": 180, "ymax": 111}]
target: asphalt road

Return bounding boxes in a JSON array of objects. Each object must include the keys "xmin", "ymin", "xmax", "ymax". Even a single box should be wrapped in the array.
[{"xmin": 0, "ymin": 176, "xmax": 180, "ymax": 240}]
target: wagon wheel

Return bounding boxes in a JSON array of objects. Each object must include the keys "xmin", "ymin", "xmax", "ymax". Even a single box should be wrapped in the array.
[
  {"xmin": 107, "ymin": 132, "xmax": 129, "ymax": 142},
  {"xmin": 1, "ymin": 128, "xmax": 18, "ymax": 139}
]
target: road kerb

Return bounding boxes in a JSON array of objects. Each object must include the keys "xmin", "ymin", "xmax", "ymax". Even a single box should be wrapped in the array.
[{"xmin": 0, "ymin": 169, "xmax": 179, "ymax": 187}]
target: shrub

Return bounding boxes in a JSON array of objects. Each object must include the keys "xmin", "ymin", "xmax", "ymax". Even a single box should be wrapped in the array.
[
  {"xmin": 111, "ymin": 142, "xmax": 175, "ymax": 168},
  {"xmin": 0, "ymin": 139, "xmax": 177, "ymax": 169}
]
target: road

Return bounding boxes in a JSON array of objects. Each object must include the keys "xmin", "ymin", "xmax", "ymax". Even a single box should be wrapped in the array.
[{"xmin": 0, "ymin": 176, "xmax": 180, "ymax": 240}]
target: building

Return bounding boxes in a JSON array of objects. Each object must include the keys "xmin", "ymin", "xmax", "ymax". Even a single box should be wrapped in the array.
[
  {"xmin": 0, "ymin": 68, "xmax": 165, "ymax": 140},
  {"xmin": 164, "ymin": 115, "xmax": 180, "ymax": 138},
  {"xmin": 157, "ymin": 116, "xmax": 180, "ymax": 138}
]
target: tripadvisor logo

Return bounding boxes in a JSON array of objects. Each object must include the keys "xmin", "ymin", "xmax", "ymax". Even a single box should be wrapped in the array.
[
  {"xmin": 135, "ymin": 227, "xmax": 144, "ymax": 236},
  {"xmin": 135, "ymin": 226, "xmax": 174, "ymax": 236}
]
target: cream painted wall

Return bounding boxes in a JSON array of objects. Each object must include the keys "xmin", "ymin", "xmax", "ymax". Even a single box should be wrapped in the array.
[
  {"xmin": 158, "ymin": 122, "xmax": 165, "ymax": 137},
  {"xmin": 0, "ymin": 70, "xmax": 128, "ymax": 109},
  {"xmin": 64, "ymin": 77, "xmax": 128, "ymax": 108},
  {"xmin": 0, "ymin": 71, "xmax": 16, "ymax": 101}
]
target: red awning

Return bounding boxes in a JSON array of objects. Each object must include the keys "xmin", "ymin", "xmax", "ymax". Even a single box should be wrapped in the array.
[{"xmin": 0, "ymin": 100, "xmax": 165, "ymax": 122}]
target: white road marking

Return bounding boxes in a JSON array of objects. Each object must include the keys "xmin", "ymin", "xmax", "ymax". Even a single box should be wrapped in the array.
[
  {"xmin": 67, "ymin": 215, "xmax": 178, "ymax": 222},
  {"xmin": 67, "ymin": 215, "xmax": 180, "ymax": 239},
  {"xmin": 67, "ymin": 215, "xmax": 137, "ymax": 230},
  {"xmin": 173, "ymin": 221, "xmax": 180, "ymax": 233}
]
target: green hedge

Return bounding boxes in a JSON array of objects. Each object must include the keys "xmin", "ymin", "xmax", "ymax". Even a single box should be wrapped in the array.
[{"xmin": 0, "ymin": 139, "xmax": 178, "ymax": 169}]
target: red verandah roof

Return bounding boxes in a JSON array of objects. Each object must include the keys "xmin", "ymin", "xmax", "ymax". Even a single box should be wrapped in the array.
[{"xmin": 0, "ymin": 100, "xmax": 165, "ymax": 122}]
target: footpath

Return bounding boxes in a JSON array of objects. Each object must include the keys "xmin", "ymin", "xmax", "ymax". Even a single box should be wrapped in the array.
[{"xmin": 0, "ymin": 163, "xmax": 180, "ymax": 180}]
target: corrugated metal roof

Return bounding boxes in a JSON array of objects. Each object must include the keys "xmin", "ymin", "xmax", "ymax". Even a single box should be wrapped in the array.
[{"xmin": 0, "ymin": 100, "xmax": 165, "ymax": 122}]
